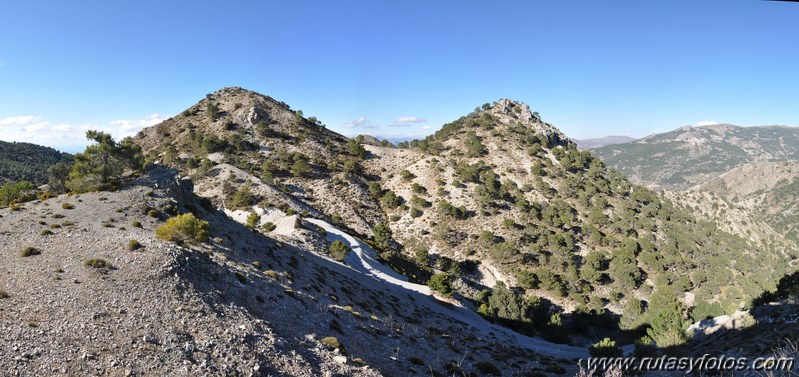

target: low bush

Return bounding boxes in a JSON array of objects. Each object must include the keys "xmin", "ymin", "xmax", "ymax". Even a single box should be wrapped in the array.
[
  {"xmin": 329, "ymin": 240, "xmax": 350, "ymax": 261},
  {"xmin": 155, "ymin": 213, "xmax": 210, "ymax": 244},
  {"xmin": 589, "ymin": 337, "xmax": 623, "ymax": 357},
  {"xmin": 127, "ymin": 239, "xmax": 142, "ymax": 251},
  {"xmin": 84, "ymin": 258, "xmax": 112, "ymax": 269},
  {"xmin": 61, "ymin": 203, "xmax": 75, "ymax": 209},
  {"xmin": 20, "ymin": 247, "xmax": 41, "ymax": 257},
  {"xmin": 321, "ymin": 336, "xmax": 344, "ymax": 352}
]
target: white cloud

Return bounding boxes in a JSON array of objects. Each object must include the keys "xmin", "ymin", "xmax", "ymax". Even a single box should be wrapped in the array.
[
  {"xmin": 0, "ymin": 113, "xmax": 165, "ymax": 152},
  {"xmin": 0, "ymin": 115, "xmax": 41, "ymax": 127},
  {"xmin": 23, "ymin": 122, "xmax": 50, "ymax": 132},
  {"xmin": 111, "ymin": 113, "xmax": 167, "ymax": 138},
  {"xmin": 344, "ymin": 116, "xmax": 368, "ymax": 128},
  {"xmin": 394, "ymin": 116, "xmax": 426, "ymax": 124},
  {"xmin": 343, "ymin": 116, "xmax": 378, "ymax": 129},
  {"xmin": 421, "ymin": 125, "xmax": 431, "ymax": 130},
  {"xmin": 695, "ymin": 120, "xmax": 720, "ymax": 127}
]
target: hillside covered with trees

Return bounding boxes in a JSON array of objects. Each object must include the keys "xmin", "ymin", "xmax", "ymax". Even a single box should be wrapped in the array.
[{"xmin": 0, "ymin": 140, "xmax": 72, "ymax": 185}]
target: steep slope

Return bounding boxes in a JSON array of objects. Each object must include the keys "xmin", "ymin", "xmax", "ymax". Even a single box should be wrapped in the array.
[
  {"xmin": 133, "ymin": 89, "xmax": 798, "ymax": 354},
  {"xmin": 364, "ymin": 100, "xmax": 796, "ymax": 336},
  {"xmin": 0, "ymin": 166, "xmax": 585, "ymax": 376},
  {"xmin": 0, "ymin": 140, "xmax": 72, "ymax": 184},
  {"xmin": 593, "ymin": 124, "xmax": 799, "ymax": 189},
  {"xmin": 662, "ymin": 189, "xmax": 795, "ymax": 251},
  {"xmin": 135, "ymin": 87, "xmax": 383, "ymax": 235},
  {"xmin": 698, "ymin": 160, "xmax": 799, "ymax": 243}
]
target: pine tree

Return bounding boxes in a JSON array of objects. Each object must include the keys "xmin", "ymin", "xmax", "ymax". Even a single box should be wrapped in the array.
[{"xmin": 66, "ymin": 131, "xmax": 143, "ymax": 193}]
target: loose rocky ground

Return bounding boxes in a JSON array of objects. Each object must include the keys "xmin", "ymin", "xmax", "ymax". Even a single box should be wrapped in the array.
[{"xmin": 0, "ymin": 167, "xmax": 578, "ymax": 376}]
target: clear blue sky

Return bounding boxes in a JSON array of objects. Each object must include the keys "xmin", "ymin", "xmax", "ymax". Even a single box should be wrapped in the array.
[{"xmin": 1, "ymin": 0, "xmax": 797, "ymax": 152}]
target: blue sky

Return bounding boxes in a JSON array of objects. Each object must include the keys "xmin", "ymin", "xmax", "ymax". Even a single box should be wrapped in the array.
[{"xmin": 1, "ymin": 1, "xmax": 797, "ymax": 152}]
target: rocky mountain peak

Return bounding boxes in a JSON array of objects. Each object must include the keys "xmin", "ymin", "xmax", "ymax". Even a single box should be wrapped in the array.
[{"xmin": 483, "ymin": 98, "xmax": 569, "ymax": 145}]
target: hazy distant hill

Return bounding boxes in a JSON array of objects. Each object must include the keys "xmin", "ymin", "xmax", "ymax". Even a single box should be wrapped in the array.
[
  {"xmin": 0, "ymin": 140, "xmax": 72, "ymax": 185},
  {"xmin": 593, "ymin": 124, "xmax": 799, "ymax": 189},
  {"xmin": 574, "ymin": 135, "xmax": 636, "ymax": 149}
]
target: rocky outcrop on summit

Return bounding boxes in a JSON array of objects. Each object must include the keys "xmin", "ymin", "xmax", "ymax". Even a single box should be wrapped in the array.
[{"xmin": 135, "ymin": 87, "xmax": 384, "ymax": 236}]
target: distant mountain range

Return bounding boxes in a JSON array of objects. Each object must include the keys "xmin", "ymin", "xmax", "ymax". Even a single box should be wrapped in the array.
[
  {"xmin": 592, "ymin": 124, "xmax": 799, "ymax": 189},
  {"xmin": 574, "ymin": 135, "xmax": 636, "ymax": 149}
]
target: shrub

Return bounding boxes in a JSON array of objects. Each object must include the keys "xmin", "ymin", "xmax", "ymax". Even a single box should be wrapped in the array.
[
  {"xmin": 409, "ymin": 207, "xmax": 422, "ymax": 218},
  {"xmin": 131, "ymin": 220, "xmax": 142, "ymax": 228},
  {"xmin": 265, "ymin": 270, "xmax": 279, "ymax": 279},
  {"xmin": 381, "ymin": 190, "xmax": 402, "ymax": 209},
  {"xmin": 321, "ymin": 336, "xmax": 344, "ymax": 352},
  {"xmin": 428, "ymin": 273, "xmax": 454, "ymax": 296},
  {"xmin": 39, "ymin": 229, "xmax": 54, "ymax": 236},
  {"xmin": 262, "ymin": 222, "xmax": 276, "ymax": 232},
  {"xmin": 127, "ymin": 239, "xmax": 142, "ymax": 251},
  {"xmin": 589, "ymin": 337, "xmax": 623, "ymax": 357},
  {"xmin": 147, "ymin": 209, "xmax": 158, "ymax": 218},
  {"xmin": 245, "ymin": 213, "xmax": 261, "ymax": 229},
  {"xmin": 372, "ymin": 222, "xmax": 392, "ymax": 250},
  {"xmin": 251, "ymin": 261, "xmax": 262, "ymax": 269},
  {"xmin": 231, "ymin": 187, "xmax": 256, "ymax": 209},
  {"xmin": 438, "ymin": 200, "xmax": 468, "ymax": 219},
  {"xmin": 400, "ymin": 169, "xmax": 416, "ymax": 181},
  {"xmin": 329, "ymin": 240, "xmax": 350, "ymax": 261},
  {"xmin": 155, "ymin": 213, "xmax": 210, "ymax": 244},
  {"xmin": 84, "ymin": 258, "xmax": 112, "ymax": 269},
  {"xmin": 62, "ymin": 203, "xmax": 75, "ymax": 209},
  {"xmin": 20, "ymin": 247, "xmax": 41, "ymax": 257},
  {"xmin": 0, "ymin": 290, "xmax": 8, "ymax": 299}
]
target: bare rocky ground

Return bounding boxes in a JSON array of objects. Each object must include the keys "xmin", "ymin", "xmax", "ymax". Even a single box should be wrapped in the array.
[{"xmin": 0, "ymin": 167, "xmax": 575, "ymax": 376}]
